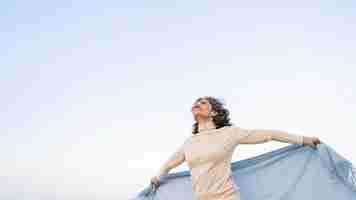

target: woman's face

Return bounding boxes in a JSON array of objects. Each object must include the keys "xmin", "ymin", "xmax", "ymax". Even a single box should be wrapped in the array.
[{"xmin": 191, "ymin": 98, "xmax": 214, "ymax": 119}]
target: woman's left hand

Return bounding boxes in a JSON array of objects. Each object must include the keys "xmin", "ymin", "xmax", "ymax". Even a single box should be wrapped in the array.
[{"xmin": 302, "ymin": 136, "xmax": 321, "ymax": 149}]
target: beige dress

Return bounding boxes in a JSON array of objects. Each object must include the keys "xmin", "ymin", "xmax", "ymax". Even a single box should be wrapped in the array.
[{"xmin": 156, "ymin": 125, "xmax": 304, "ymax": 200}]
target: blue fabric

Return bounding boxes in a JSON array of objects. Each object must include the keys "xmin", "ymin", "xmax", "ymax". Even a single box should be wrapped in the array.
[{"xmin": 133, "ymin": 143, "xmax": 356, "ymax": 199}]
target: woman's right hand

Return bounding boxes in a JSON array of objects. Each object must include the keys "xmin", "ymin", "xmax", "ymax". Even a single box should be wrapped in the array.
[
  {"xmin": 150, "ymin": 175, "xmax": 161, "ymax": 188},
  {"xmin": 302, "ymin": 136, "xmax": 321, "ymax": 149}
]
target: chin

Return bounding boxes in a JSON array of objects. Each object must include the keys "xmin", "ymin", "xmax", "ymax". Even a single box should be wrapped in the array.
[{"xmin": 193, "ymin": 113, "xmax": 207, "ymax": 119}]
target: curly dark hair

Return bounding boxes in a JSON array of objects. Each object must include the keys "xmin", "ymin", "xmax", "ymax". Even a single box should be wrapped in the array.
[{"xmin": 192, "ymin": 96, "xmax": 233, "ymax": 134}]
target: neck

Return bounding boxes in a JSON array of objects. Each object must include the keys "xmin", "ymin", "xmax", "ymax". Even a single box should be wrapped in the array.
[{"xmin": 196, "ymin": 117, "xmax": 216, "ymax": 132}]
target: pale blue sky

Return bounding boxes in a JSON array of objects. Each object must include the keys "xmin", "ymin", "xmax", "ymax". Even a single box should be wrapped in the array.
[{"xmin": 1, "ymin": 0, "xmax": 356, "ymax": 199}]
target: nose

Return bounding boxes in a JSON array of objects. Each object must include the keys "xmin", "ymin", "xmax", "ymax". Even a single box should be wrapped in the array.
[{"xmin": 192, "ymin": 103, "xmax": 201, "ymax": 109}]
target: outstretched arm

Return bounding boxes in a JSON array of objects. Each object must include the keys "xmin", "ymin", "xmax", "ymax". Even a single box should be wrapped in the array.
[
  {"xmin": 232, "ymin": 126, "xmax": 304, "ymax": 145},
  {"xmin": 155, "ymin": 145, "xmax": 186, "ymax": 179}
]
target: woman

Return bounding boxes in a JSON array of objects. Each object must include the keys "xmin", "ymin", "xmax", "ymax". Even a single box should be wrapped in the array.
[{"xmin": 150, "ymin": 96, "xmax": 321, "ymax": 200}]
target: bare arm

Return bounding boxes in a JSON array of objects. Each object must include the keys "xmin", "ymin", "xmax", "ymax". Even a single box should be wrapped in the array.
[{"xmin": 233, "ymin": 126, "xmax": 304, "ymax": 145}]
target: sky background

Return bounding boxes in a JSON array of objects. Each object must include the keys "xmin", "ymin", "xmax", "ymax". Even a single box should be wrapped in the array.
[{"xmin": 1, "ymin": 0, "xmax": 356, "ymax": 199}]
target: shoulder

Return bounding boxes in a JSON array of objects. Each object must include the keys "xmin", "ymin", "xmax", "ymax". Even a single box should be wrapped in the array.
[
  {"xmin": 224, "ymin": 125, "xmax": 240, "ymax": 132},
  {"xmin": 215, "ymin": 125, "xmax": 240, "ymax": 137},
  {"xmin": 226, "ymin": 125, "xmax": 252, "ymax": 132},
  {"xmin": 225, "ymin": 125, "xmax": 253, "ymax": 139}
]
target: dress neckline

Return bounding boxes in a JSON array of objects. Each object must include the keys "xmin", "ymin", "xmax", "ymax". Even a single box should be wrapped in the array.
[{"xmin": 192, "ymin": 126, "xmax": 228, "ymax": 137}]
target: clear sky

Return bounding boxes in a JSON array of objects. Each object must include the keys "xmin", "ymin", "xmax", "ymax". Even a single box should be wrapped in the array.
[{"xmin": 1, "ymin": 0, "xmax": 356, "ymax": 199}]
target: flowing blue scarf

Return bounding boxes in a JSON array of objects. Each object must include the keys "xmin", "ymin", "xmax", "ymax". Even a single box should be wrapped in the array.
[{"xmin": 133, "ymin": 143, "xmax": 356, "ymax": 199}]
